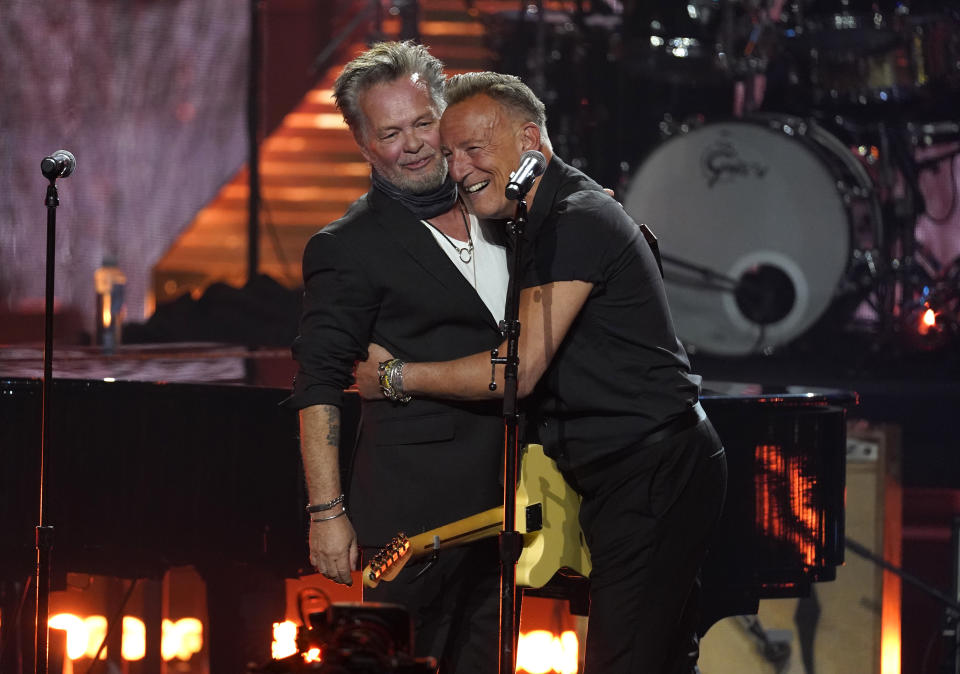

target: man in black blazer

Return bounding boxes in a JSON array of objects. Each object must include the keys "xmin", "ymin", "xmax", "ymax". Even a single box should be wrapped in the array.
[{"xmin": 285, "ymin": 42, "xmax": 507, "ymax": 673}]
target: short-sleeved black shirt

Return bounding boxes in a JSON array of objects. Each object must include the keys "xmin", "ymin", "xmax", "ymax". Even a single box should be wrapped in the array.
[{"xmin": 521, "ymin": 156, "xmax": 701, "ymax": 470}]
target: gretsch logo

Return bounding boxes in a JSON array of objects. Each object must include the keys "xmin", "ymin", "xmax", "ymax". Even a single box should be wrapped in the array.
[{"xmin": 701, "ymin": 139, "xmax": 768, "ymax": 188}]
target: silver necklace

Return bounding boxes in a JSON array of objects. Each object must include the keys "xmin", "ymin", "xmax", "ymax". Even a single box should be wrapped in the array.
[{"xmin": 424, "ymin": 203, "xmax": 473, "ymax": 263}]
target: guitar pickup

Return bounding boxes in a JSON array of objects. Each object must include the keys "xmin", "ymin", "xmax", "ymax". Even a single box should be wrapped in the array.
[{"xmin": 525, "ymin": 502, "xmax": 543, "ymax": 533}]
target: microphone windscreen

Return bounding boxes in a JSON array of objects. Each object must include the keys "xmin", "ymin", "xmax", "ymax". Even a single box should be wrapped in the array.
[
  {"xmin": 520, "ymin": 150, "xmax": 546, "ymax": 176},
  {"xmin": 55, "ymin": 150, "xmax": 77, "ymax": 177}
]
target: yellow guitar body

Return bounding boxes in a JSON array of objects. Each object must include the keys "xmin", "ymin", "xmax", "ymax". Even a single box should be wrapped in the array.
[
  {"xmin": 362, "ymin": 444, "xmax": 591, "ymax": 589},
  {"xmin": 515, "ymin": 443, "xmax": 592, "ymax": 587}
]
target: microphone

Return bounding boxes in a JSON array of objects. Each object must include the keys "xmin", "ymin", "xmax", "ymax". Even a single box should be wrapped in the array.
[
  {"xmin": 505, "ymin": 150, "xmax": 546, "ymax": 200},
  {"xmin": 41, "ymin": 150, "xmax": 77, "ymax": 179}
]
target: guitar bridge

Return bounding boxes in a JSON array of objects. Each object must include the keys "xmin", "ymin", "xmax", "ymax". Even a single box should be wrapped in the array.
[{"xmin": 525, "ymin": 502, "xmax": 543, "ymax": 533}]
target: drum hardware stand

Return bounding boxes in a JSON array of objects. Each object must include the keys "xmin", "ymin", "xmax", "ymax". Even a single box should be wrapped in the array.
[
  {"xmin": 733, "ymin": 615, "xmax": 792, "ymax": 673},
  {"xmin": 507, "ymin": 0, "xmax": 548, "ymax": 99},
  {"xmin": 834, "ymin": 114, "xmax": 939, "ymax": 348},
  {"xmin": 907, "ymin": 142, "xmax": 960, "ymax": 348},
  {"xmin": 870, "ymin": 119, "xmax": 934, "ymax": 345}
]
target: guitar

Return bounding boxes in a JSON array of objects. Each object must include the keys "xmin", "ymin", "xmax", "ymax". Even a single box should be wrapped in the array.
[{"xmin": 361, "ymin": 443, "xmax": 591, "ymax": 589}]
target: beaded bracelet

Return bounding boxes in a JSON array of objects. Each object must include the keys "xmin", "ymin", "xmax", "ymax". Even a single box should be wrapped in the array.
[{"xmin": 306, "ymin": 493, "xmax": 345, "ymax": 513}]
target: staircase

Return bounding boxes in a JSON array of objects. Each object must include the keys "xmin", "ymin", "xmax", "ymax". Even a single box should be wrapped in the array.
[{"xmin": 153, "ymin": 1, "xmax": 554, "ymax": 305}]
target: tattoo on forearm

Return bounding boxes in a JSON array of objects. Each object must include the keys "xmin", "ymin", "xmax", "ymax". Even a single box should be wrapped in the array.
[{"xmin": 325, "ymin": 406, "xmax": 340, "ymax": 448}]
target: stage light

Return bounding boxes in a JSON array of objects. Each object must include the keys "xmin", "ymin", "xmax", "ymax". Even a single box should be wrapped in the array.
[
  {"xmin": 83, "ymin": 616, "xmax": 108, "ymax": 659},
  {"xmin": 48, "ymin": 614, "xmax": 88, "ymax": 660},
  {"xmin": 49, "ymin": 614, "xmax": 202, "ymax": 662},
  {"xmin": 161, "ymin": 618, "xmax": 203, "ymax": 661},
  {"xmin": 273, "ymin": 621, "xmax": 299, "ymax": 659},
  {"xmin": 268, "ymin": 615, "xmax": 582, "ymax": 673},
  {"xmin": 881, "ymin": 612, "xmax": 901, "ymax": 674},
  {"xmin": 121, "ymin": 617, "xmax": 145, "ymax": 661},
  {"xmin": 516, "ymin": 630, "xmax": 579, "ymax": 674}
]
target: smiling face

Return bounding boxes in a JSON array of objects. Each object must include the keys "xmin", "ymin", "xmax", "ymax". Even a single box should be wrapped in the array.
[
  {"xmin": 356, "ymin": 75, "xmax": 447, "ymax": 194},
  {"xmin": 440, "ymin": 94, "xmax": 540, "ymax": 219}
]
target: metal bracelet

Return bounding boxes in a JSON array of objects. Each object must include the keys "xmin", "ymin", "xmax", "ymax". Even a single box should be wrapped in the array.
[
  {"xmin": 390, "ymin": 359, "xmax": 406, "ymax": 396},
  {"xmin": 378, "ymin": 358, "xmax": 411, "ymax": 403},
  {"xmin": 377, "ymin": 359, "xmax": 391, "ymax": 398},
  {"xmin": 311, "ymin": 505, "xmax": 347, "ymax": 522},
  {"xmin": 306, "ymin": 493, "xmax": 345, "ymax": 513},
  {"xmin": 390, "ymin": 359, "xmax": 411, "ymax": 403}
]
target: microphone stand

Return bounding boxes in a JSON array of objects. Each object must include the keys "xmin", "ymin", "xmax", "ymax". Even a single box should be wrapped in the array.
[
  {"xmin": 34, "ymin": 171, "xmax": 62, "ymax": 674},
  {"xmin": 492, "ymin": 197, "xmax": 528, "ymax": 674}
]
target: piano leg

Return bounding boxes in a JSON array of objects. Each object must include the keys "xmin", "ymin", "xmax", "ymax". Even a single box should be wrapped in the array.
[
  {"xmin": 142, "ymin": 578, "xmax": 163, "ymax": 674},
  {"xmin": 794, "ymin": 590, "xmax": 822, "ymax": 673}
]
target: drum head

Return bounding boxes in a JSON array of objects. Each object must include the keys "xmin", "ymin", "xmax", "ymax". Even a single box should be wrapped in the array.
[{"xmin": 624, "ymin": 121, "xmax": 851, "ymax": 356}]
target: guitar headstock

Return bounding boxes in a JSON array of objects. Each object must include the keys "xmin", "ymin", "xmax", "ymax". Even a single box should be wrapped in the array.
[{"xmin": 361, "ymin": 533, "xmax": 412, "ymax": 588}]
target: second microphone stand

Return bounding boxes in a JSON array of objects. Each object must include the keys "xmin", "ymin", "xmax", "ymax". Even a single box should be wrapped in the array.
[
  {"xmin": 35, "ymin": 163, "xmax": 67, "ymax": 674},
  {"xmin": 491, "ymin": 197, "xmax": 528, "ymax": 674}
]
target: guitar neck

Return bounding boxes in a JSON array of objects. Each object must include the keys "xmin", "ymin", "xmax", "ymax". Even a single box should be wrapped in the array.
[{"xmin": 405, "ymin": 506, "xmax": 505, "ymax": 560}]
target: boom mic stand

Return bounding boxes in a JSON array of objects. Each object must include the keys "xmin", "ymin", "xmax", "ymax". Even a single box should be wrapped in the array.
[
  {"xmin": 34, "ymin": 150, "xmax": 75, "ymax": 674},
  {"xmin": 845, "ymin": 537, "xmax": 960, "ymax": 674},
  {"xmin": 492, "ymin": 195, "xmax": 529, "ymax": 674}
]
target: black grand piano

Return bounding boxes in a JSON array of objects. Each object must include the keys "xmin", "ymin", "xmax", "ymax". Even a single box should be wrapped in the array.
[{"xmin": 0, "ymin": 346, "xmax": 853, "ymax": 673}]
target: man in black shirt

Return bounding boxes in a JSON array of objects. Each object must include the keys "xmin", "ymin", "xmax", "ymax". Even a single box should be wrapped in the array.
[{"xmin": 359, "ymin": 72, "xmax": 728, "ymax": 674}]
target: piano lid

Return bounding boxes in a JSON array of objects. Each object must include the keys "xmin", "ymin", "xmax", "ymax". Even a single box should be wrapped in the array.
[
  {"xmin": 703, "ymin": 380, "xmax": 859, "ymax": 407},
  {"xmin": 0, "ymin": 343, "xmax": 293, "ymax": 386}
]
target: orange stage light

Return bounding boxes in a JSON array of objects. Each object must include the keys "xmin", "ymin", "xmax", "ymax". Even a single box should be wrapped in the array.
[
  {"xmin": 48, "ymin": 614, "xmax": 202, "ymax": 663},
  {"xmin": 516, "ymin": 630, "xmax": 579, "ymax": 674},
  {"xmin": 270, "ymin": 621, "xmax": 581, "ymax": 673},
  {"xmin": 273, "ymin": 620, "xmax": 299, "ymax": 660}
]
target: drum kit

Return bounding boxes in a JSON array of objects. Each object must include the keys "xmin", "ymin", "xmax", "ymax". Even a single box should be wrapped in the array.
[{"xmin": 484, "ymin": 0, "xmax": 960, "ymax": 358}]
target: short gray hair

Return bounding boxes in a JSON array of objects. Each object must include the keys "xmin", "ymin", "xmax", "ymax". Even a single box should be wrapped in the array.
[
  {"xmin": 333, "ymin": 41, "xmax": 446, "ymax": 142},
  {"xmin": 444, "ymin": 72, "xmax": 550, "ymax": 146}
]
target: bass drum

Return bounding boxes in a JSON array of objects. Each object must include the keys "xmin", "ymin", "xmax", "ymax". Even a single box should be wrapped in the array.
[{"xmin": 624, "ymin": 117, "xmax": 880, "ymax": 356}]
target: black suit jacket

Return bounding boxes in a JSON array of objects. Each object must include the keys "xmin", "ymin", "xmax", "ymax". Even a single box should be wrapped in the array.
[{"xmin": 289, "ymin": 186, "xmax": 506, "ymax": 547}]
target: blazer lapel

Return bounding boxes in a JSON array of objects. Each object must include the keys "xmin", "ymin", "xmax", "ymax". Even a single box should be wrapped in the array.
[{"xmin": 369, "ymin": 188, "xmax": 500, "ymax": 328}]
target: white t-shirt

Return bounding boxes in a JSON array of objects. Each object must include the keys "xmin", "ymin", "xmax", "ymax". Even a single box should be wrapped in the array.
[{"xmin": 422, "ymin": 211, "xmax": 508, "ymax": 325}]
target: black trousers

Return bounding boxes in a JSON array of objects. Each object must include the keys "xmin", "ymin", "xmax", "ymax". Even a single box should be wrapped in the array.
[
  {"xmin": 363, "ymin": 537, "xmax": 501, "ymax": 674},
  {"xmin": 570, "ymin": 418, "xmax": 727, "ymax": 674}
]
